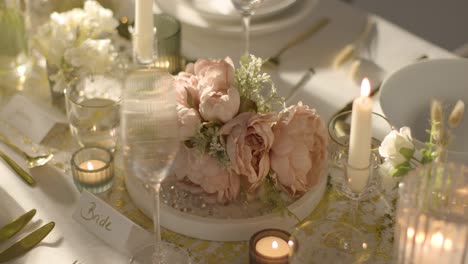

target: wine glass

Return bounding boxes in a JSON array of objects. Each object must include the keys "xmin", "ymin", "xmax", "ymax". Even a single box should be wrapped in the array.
[
  {"xmin": 231, "ymin": 0, "xmax": 265, "ymax": 55},
  {"xmin": 121, "ymin": 68, "xmax": 191, "ymax": 264}
]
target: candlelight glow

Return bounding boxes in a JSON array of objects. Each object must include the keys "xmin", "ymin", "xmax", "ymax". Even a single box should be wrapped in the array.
[
  {"xmin": 288, "ymin": 240, "xmax": 294, "ymax": 246},
  {"xmin": 431, "ymin": 232, "xmax": 444, "ymax": 248},
  {"xmin": 415, "ymin": 232, "xmax": 425, "ymax": 244},
  {"xmin": 87, "ymin": 162, "xmax": 94, "ymax": 170},
  {"xmin": 444, "ymin": 238, "xmax": 453, "ymax": 250},
  {"xmin": 361, "ymin": 78, "xmax": 371, "ymax": 97},
  {"xmin": 407, "ymin": 228, "xmax": 415, "ymax": 239},
  {"xmin": 272, "ymin": 241, "xmax": 278, "ymax": 249}
]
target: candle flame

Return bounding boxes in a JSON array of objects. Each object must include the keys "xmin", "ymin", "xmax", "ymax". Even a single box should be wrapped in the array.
[
  {"xmin": 360, "ymin": 78, "xmax": 371, "ymax": 97},
  {"xmin": 87, "ymin": 162, "xmax": 94, "ymax": 170},
  {"xmin": 272, "ymin": 241, "xmax": 279, "ymax": 249},
  {"xmin": 444, "ymin": 238, "xmax": 453, "ymax": 250},
  {"xmin": 415, "ymin": 232, "xmax": 425, "ymax": 244},
  {"xmin": 407, "ymin": 228, "xmax": 415, "ymax": 239},
  {"xmin": 288, "ymin": 240, "xmax": 294, "ymax": 247},
  {"xmin": 431, "ymin": 232, "xmax": 444, "ymax": 248}
]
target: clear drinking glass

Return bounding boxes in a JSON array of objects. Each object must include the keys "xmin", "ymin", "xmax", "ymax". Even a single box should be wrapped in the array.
[
  {"xmin": 121, "ymin": 68, "xmax": 191, "ymax": 264},
  {"xmin": 395, "ymin": 162, "xmax": 468, "ymax": 264},
  {"xmin": 65, "ymin": 74, "xmax": 122, "ymax": 150},
  {"xmin": 231, "ymin": 0, "xmax": 265, "ymax": 55}
]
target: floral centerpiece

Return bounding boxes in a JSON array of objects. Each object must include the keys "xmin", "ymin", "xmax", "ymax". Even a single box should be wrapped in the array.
[
  {"xmin": 172, "ymin": 55, "xmax": 329, "ymax": 206},
  {"xmin": 33, "ymin": 1, "xmax": 120, "ymax": 98}
]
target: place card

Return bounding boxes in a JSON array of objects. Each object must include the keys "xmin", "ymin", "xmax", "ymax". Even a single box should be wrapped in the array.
[
  {"xmin": 73, "ymin": 191, "xmax": 152, "ymax": 255},
  {"xmin": 0, "ymin": 95, "xmax": 66, "ymax": 143}
]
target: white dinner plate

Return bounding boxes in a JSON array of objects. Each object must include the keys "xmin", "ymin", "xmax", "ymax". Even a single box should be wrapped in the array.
[
  {"xmin": 187, "ymin": 0, "xmax": 297, "ymax": 22},
  {"xmin": 156, "ymin": 0, "xmax": 319, "ymax": 35},
  {"xmin": 380, "ymin": 58, "xmax": 468, "ymax": 156}
]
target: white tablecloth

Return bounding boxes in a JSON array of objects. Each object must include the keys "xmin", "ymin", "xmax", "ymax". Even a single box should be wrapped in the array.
[{"xmin": 0, "ymin": 0, "xmax": 454, "ymax": 263}]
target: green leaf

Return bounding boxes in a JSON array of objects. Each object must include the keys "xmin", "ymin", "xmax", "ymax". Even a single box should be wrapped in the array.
[
  {"xmin": 399, "ymin": 147, "xmax": 414, "ymax": 161},
  {"xmin": 184, "ymin": 87, "xmax": 195, "ymax": 108},
  {"xmin": 390, "ymin": 161, "xmax": 412, "ymax": 177}
]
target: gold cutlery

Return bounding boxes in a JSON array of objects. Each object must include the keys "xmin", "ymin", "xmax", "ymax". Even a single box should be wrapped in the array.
[
  {"xmin": 0, "ymin": 149, "xmax": 36, "ymax": 186},
  {"xmin": 0, "ymin": 209, "xmax": 36, "ymax": 244},
  {"xmin": 0, "ymin": 222, "xmax": 55, "ymax": 263},
  {"xmin": 285, "ymin": 68, "xmax": 315, "ymax": 103},
  {"xmin": 266, "ymin": 17, "xmax": 330, "ymax": 66},
  {"xmin": 0, "ymin": 133, "xmax": 53, "ymax": 168}
]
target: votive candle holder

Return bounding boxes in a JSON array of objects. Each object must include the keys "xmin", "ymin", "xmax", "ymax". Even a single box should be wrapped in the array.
[{"xmin": 71, "ymin": 146, "xmax": 114, "ymax": 194}]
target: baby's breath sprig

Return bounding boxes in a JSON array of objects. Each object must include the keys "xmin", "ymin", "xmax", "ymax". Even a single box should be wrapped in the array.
[
  {"xmin": 235, "ymin": 55, "xmax": 285, "ymax": 113},
  {"xmin": 189, "ymin": 122, "xmax": 230, "ymax": 167}
]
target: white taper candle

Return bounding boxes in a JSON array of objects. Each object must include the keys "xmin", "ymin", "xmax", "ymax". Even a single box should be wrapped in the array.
[
  {"xmin": 347, "ymin": 78, "xmax": 373, "ymax": 192},
  {"xmin": 134, "ymin": 0, "xmax": 154, "ymax": 63}
]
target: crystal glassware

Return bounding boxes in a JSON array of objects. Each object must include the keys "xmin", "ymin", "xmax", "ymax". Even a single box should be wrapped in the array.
[
  {"xmin": 70, "ymin": 146, "xmax": 114, "ymax": 193},
  {"xmin": 231, "ymin": 0, "xmax": 264, "ymax": 55},
  {"xmin": 290, "ymin": 154, "xmax": 379, "ymax": 263},
  {"xmin": 65, "ymin": 74, "xmax": 122, "ymax": 150},
  {"xmin": 121, "ymin": 68, "xmax": 191, "ymax": 264},
  {"xmin": 394, "ymin": 162, "xmax": 468, "ymax": 264}
]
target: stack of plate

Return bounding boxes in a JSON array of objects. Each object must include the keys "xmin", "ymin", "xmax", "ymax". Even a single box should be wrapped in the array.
[{"xmin": 155, "ymin": 0, "xmax": 319, "ymax": 35}]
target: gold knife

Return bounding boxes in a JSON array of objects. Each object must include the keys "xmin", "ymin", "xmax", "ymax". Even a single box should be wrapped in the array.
[
  {"xmin": 0, "ymin": 209, "xmax": 36, "ymax": 244},
  {"xmin": 266, "ymin": 17, "xmax": 331, "ymax": 66},
  {"xmin": 0, "ymin": 222, "xmax": 55, "ymax": 263},
  {"xmin": 0, "ymin": 150, "xmax": 36, "ymax": 186}
]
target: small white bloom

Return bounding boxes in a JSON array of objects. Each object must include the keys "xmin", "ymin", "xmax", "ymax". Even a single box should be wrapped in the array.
[
  {"xmin": 379, "ymin": 127, "xmax": 415, "ymax": 166},
  {"xmin": 64, "ymin": 39, "xmax": 116, "ymax": 73}
]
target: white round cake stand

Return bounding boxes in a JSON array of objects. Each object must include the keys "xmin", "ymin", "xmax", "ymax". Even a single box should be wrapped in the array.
[{"xmin": 125, "ymin": 174, "xmax": 327, "ymax": 242}]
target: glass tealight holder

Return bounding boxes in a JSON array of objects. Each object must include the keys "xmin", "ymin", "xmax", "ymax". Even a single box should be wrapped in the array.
[
  {"xmin": 328, "ymin": 110, "xmax": 393, "ymax": 166},
  {"xmin": 249, "ymin": 228, "xmax": 297, "ymax": 264},
  {"xmin": 395, "ymin": 162, "xmax": 468, "ymax": 264},
  {"xmin": 71, "ymin": 146, "xmax": 114, "ymax": 194}
]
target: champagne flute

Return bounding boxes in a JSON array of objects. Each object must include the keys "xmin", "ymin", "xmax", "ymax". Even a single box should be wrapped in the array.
[
  {"xmin": 121, "ymin": 68, "xmax": 191, "ymax": 264},
  {"xmin": 231, "ymin": 0, "xmax": 264, "ymax": 55}
]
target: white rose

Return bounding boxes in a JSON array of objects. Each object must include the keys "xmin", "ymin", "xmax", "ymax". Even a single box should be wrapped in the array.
[
  {"xmin": 64, "ymin": 39, "xmax": 116, "ymax": 73},
  {"xmin": 379, "ymin": 127, "xmax": 415, "ymax": 166}
]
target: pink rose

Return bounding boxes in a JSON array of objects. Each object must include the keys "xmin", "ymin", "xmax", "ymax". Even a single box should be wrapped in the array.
[
  {"xmin": 193, "ymin": 57, "xmax": 235, "ymax": 92},
  {"xmin": 220, "ymin": 112, "xmax": 278, "ymax": 192},
  {"xmin": 199, "ymin": 86, "xmax": 240, "ymax": 123},
  {"xmin": 174, "ymin": 145, "xmax": 240, "ymax": 203},
  {"xmin": 270, "ymin": 102, "xmax": 328, "ymax": 196},
  {"xmin": 177, "ymin": 105, "xmax": 201, "ymax": 140}
]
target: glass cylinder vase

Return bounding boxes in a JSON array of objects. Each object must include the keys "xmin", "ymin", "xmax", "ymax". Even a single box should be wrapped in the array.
[{"xmin": 394, "ymin": 162, "xmax": 468, "ymax": 264}]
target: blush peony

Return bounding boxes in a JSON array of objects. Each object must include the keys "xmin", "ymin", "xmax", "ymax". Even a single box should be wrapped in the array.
[
  {"xmin": 270, "ymin": 102, "xmax": 328, "ymax": 196},
  {"xmin": 174, "ymin": 145, "xmax": 240, "ymax": 203},
  {"xmin": 220, "ymin": 112, "xmax": 278, "ymax": 192}
]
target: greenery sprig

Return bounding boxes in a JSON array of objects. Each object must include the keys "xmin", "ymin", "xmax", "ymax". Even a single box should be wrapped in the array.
[
  {"xmin": 188, "ymin": 122, "xmax": 230, "ymax": 167},
  {"xmin": 262, "ymin": 174, "xmax": 300, "ymax": 223},
  {"xmin": 235, "ymin": 55, "xmax": 285, "ymax": 113}
]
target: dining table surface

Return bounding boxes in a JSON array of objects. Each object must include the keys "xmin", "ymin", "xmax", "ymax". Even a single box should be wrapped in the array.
[{"xmin": 0, "ymin": 0, "xmax": 456, "ymax": 263}]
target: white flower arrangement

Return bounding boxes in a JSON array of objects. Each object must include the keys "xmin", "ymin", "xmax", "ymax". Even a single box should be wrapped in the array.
[
  {"xmin": 33, "ymin": 1, "xmax": 119, "ymax": 92},
  {"xmin": 379, "ymin": 99, "xmax": 465, "ymax": 177}
]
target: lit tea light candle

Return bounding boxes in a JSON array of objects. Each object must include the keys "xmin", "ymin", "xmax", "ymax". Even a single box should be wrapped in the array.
[
  {"xmin": 347, "ymin": 78, "xmax": 373, "ymax": 192},
  {"xmin": 71, "ymin": 147, "xmax": 114, "ymax": 193},
  {"xmin": 255, "ymin": 236, "xmax": 289, "ymax": 258},
  {"xmin": 249, "ymin": 229, "xmax": 296, "ymax": 264},
  {"xmin": 78, "ymin": 160, "xmax": 106, "ymax": 184}
]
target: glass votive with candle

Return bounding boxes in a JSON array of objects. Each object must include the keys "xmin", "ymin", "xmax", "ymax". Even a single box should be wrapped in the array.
[
  {"xmin": 328, "ymin": 110, "xmax": 393, "ymax": 165},
  {"xmin": 249, "ymin": 229, "xmax": 297, "ymax": 264},
  {"xmin": 71, "ymin": 147, "xmax": 114, "ymax": 194},
  {"xmin": 394, "ymin": 162, "xmax": 468, "ymax": 264}
]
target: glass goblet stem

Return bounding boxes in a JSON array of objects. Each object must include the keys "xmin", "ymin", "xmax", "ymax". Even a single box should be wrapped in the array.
[
  {"xmin": 151, "ymin": 183, "xmax": 162, "ymax": 264},
  {"xmin": 241, "ymin": 14, "xmax": 251, "ymax": 55}
]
